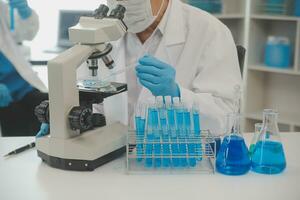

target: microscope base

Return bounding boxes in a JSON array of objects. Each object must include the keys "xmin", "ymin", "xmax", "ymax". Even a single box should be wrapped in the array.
[
  {"xmin": 36, "ymin": 122, "xmax": 127, "ymax": 171},
  {"xmin": 37, "ymin": 146, "xmax": 125, "ymax": 171}
]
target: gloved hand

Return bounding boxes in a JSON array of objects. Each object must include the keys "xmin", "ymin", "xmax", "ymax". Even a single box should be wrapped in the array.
[
  {"xmin": 136, "ymin": 55, "xmax": 180, "ymax": 97},
  {"xmin": 9, "ymin": 0, "xmax": 32, "ymax": 19},
  {"xmin": 36, "ymin": 123, "xmax": 50, "ymax": 138},
  {"xmin": 0, "ymin": 84, "xmax": 12, "ymax": 108}
]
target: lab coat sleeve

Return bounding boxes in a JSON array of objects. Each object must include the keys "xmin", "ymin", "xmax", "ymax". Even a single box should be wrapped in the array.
[
  {"xmin": 3, "ymin": 2, "xmax": 39, "ymax": 42},
  {"xmin": 178, "ymin": 24, "xmax": 242, "ymax": 135}
]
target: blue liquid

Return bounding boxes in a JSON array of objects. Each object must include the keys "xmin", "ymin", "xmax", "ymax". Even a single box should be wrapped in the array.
[
  {"xmin": 150, "ymin": 108, "xmax": 161, "ymax": 168},
  {"xmin": 168, "ymin": 108, "xmax": 180, "ymax": 167},
  {"xmin": 176, "ymin": 110, "xmax": 188, "ymax": 167},
  {"xmin": 145, "ymin": 108, "xmax": 158, "ymax": 168},
  {"xmin": 160, "ymin": 117, "xmax": 171, "ymax": 167},
  {"xmin": 170, "ymin": 128, "xmax": 180, "ymax": 167},
  {"xmin": 135, "ymin": 117, "xmax": 145, "ymax": 162},
  {"xmin": 193, "ymin": 112, "xmax": 202, "ymax": 161},
  {"xmin": 10, "ymin": 8, "xmax": 15, "ymax": 31},
  {"xmin": 193, "ymin": 112, "xmax": 200, "ymax": 134},
  {"xmin": 251, "ymin": 141, "xmax": 286, "ymax": 174},
  {"xmin": 216, "ymin": 135, "xmax": 251, "ymax": 175},
  {"xmin": 145, "ymin": 133, "xmax": 154, "ymax": 168},
  {"xmin": 184, "ymin": 111, "xmax": 196, "ymax": 167}
]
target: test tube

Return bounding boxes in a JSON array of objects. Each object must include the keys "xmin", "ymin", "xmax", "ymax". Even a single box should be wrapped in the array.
[
  {"xmin": 10, "ymin": 7, "xmax": 14, "ymax": 31},
  {"xmin": 135, "ymin": 104, "xmax": 146, "ymax": 162},
  {"xmin": 174, "ymin": 97, "xmax": 188, "ymax": 167},
  {"xmin": 192, "ymin": 104, "xmax": 202, "ymax": 161},
  {"xmin": 145, "ymin": 105, "xmax": 154, "ymax": 168},
  {"xmin": 184, "ymin": 106, "xmax": 196, "ymax": 167},
  {"xmin": 153, "ymin": 97, "xmax": 161, "ymax": 168},
  {"xmin": 166, "ymin": 96, "xmax": 180, "ymax": 167},
  {"xmin": 157, "ymin": 96, "xmax": 171, "ymax": 168}
]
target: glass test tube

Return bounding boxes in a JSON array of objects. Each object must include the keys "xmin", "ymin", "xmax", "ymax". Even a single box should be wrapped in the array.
[
  {"xmin": 135, "ymin": 104, "xmax": 146, "ymax": 162},
  {"xmin": 184, "ymin": 106, "xmax": 196, "ymax": 167},
  {"xmin": 157, "ymin": 96, "xmax": 171, "ymax": 168},
  {"xmin": 192, "ymin": 104, "xmax": 202, "ymax": 161},
  {"xmin": 174, "ymin": 97, "xmax": 188, "ymax": 167},
  {"xmin": 166, "ymin": 96, "xmax": 180, "ymax": 167},
  {"xmin": 145, "ymin": 104, "xmax": 155, "ymax": 168},
  {"xmin": 153, "ymin": 98, "xmax": 161, "ymax": 168}
]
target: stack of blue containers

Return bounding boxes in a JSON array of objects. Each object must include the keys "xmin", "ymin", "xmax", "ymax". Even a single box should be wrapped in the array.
[
  {"xmin": 264, "ymin": 36, "xmax": 292, "ymax": 69},
  {"xmin": 295, "ymin": 0, "xmax": 300, "ymax": 16},
  {"xmin": 187, "ymin": 0, "xmax": 222, "ymax": 13},
  {"xmin": 264, "ymin": 0, "xmax": 286, "ymax": 14}
]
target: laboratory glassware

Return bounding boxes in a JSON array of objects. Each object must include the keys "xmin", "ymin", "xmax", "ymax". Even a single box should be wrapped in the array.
[
  {"xmin": 166, "ymin": 96, "xmax": 180, "ymax": 167},
  {"xmin": 251, "ymin": 109, "xmax": 286, "ymax": 174},
  {"xmin": 249, "ymin": 123, "xmax": 263, "ymax": 156},
  {"xmin": 216, "ymin": 113, "xmax": 251, "ymax": 175},
  {"xmin": 134, "ymin": 104, "xmax": 146, "ymax": 162},
  {"xmin": 174, "ymin": 97, "xmax": 188, "ymax": 167}
]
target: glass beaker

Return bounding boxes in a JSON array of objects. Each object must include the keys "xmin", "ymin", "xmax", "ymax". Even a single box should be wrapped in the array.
[
  {"xmin": 249, "ymin": 123, "xmax": 263, "ymax": 156},
  {"xmin": 216, "ymin": 113, "xmax": 251, "ymax": 175},
  {"xmin": 251, "ymin": 109, "xmax": 286, "ymax": 174}
]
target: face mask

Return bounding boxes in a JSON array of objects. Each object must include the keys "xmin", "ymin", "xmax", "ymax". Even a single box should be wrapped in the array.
[{"xmin": 108, "ymin": 0, "xmax": 165, "ymax": 33}]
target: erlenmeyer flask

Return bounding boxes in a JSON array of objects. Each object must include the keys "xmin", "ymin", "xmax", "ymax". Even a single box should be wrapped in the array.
[
  {"xmin": 251, "ymin": 109, "xmax": 286, "ymax": 174},
  {"xmin": 249, "ymin": 123, "xmax": 263, "ymax": 156},
  {"xmin": 216, "ymin": 113, "xmax": 251, "ymax": 175}
]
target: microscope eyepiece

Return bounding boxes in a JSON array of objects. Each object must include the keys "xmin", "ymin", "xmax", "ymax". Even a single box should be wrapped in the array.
[
  {"xmin": 94, "ymin": 4, "xmax": 109, "ymax": 19},
  {"xmin": 109, "ymin": 5, "xmax": 126, "ymax": 20}
]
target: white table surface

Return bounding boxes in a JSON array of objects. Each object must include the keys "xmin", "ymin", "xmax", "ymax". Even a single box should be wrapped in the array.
[{"xmin": 0, "ymin": 133, "xmax": 299, "ymax": 200}]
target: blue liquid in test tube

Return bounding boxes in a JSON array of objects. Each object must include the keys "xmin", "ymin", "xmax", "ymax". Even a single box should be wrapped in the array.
[
  {"xmin": 152, "ymin": 107, "xmax": 161, "ymax": 168},
  {"xmin": 145, "ymin": 107, "xmax": 154, "ymax": 168},
  {"xmin": 166, "ymin": 97, "xmax": 180, "ymax": 167},
  {"xmin": 10, "ymin": 7, "xmax": 15, "ymax": 31},
  {"xmin": 193, "ymin": 106, "xmax": 202, "ymax": 161},
  {"xmin": 135, "ymin": 116, "xmax": 145, "ymax": 162},
  {"xmin": 175, "ymin": 101, "xmax": 188, "ymax": 167},
  {"xmin": 184, "ymin": 109, "xmax": 196, "ymax": 167},
  {"xmin": 159, "ymin": 107, "xmax": 171, "ymax": 167}
]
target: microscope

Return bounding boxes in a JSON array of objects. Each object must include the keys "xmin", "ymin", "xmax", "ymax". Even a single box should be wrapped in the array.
[{"xmin": 35, "ymin": 5, "xmax": 128, "ymax": 171}]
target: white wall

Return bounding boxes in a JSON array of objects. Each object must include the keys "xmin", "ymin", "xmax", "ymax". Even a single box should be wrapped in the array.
[{"xmin": 27, "ymin": 0, "xmax": 107, "ymax": 47}]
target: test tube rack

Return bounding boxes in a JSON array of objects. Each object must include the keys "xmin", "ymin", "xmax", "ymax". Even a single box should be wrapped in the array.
[{"xmin": 126, "ymin": 130, "xmax": 216, "ymax": 174}]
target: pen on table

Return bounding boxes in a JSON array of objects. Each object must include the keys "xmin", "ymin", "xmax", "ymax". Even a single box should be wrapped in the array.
[{"xmin": 4, "ymin": 142, "xmax": 36, "ymax": 157}]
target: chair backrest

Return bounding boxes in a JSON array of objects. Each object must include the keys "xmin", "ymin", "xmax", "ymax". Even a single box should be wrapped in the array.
[{"xmin": 236, "ymin": 45, "xmax": 246, "ymax": 77}]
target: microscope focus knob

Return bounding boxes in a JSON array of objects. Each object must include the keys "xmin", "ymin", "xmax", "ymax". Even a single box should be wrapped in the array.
[
  {"xmin": 68, "ymin": 106, "xmax": 93, "ymax": 132},
  {"xmin": 35, "ymin": 100, "xmax": 50, "ymax": 123}
]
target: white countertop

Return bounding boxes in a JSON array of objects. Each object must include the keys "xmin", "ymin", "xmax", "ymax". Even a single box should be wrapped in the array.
[{"xmin": 0, "ymin": 133, "xmax": 299, "ymax": 200}]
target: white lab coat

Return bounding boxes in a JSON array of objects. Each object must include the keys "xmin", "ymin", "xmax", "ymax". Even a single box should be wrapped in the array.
[
  {"xmin": 0, "ymin": 1, "xmax": 47, "ymax": 93},
  {"xmin": 80, "ymin": 0, "xmax": 242, "ymax": 135}
]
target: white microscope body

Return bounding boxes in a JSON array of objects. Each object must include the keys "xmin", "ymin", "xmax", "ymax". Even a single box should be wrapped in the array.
[{"xmin": 35, "ymin": 5, "xmax": 128, "ymax": 171}]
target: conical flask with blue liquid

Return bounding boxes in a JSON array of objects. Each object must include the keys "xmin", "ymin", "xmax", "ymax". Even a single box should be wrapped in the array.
[
  {"xmin": 216, "ymin": 113, "xmax": 251, "ymax": 175},
  {"xmin": 251, "ymin": 109, "xmax": 286, "ymax": 174}
]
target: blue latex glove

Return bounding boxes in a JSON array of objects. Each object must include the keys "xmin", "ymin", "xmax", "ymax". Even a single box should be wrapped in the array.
[
  {"xmin": 136, "ymin": 55, "xmax": 180, "ymax": 97},
  {"xmin": 9, "ymin": 0, "xmax": 32, "ymax": 19},
  {"xmin": 36, "ymin": 123, "xmax": 50, "ymax": 138},
  {"xmin": 0, "ymin": 84, "xmax": 13, "ymax": 108}
]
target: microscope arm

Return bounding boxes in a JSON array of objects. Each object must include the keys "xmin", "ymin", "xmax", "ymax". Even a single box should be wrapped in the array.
[{"xmin": 47, "ymin": 44, "xmax": 104, "ymax": 139}]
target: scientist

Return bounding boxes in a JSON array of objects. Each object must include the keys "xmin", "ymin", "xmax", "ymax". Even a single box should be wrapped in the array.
[
  {"xmin": 0, "ymin": 0, "xmax": 47, "ymax": 136},
  {"xmin": 105, "ymin": 0, "xmax": 242, "ymax": 135},
  {"xmin": 39, "ymin": 0, "xmax": 242, "ymax": 136}
]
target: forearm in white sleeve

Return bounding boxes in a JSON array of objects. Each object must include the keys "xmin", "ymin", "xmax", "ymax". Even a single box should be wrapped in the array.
[{"xmin": 179, "ymin": 25, "xmax": 242, "ymax": 136}]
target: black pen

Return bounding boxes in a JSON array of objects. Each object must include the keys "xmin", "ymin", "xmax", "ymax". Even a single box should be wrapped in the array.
[{"xmin": 4, "ymin": 142, "xmax": 36, "ymax": 157}]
